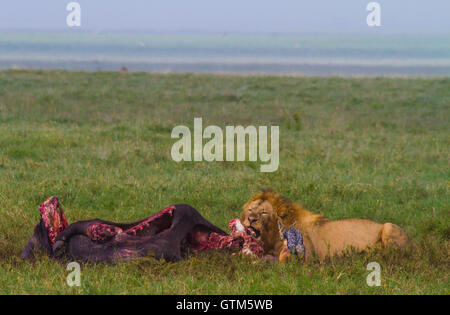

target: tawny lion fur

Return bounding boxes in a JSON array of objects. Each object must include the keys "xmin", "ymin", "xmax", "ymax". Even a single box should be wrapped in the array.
[{"xmin": 241, "ymin": 190, "xmax": 412, "ymax": 262}]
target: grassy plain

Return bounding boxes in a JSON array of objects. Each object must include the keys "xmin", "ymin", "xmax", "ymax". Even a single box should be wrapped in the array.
[{"xmin": 0, "ymin": 70, "xmax": 448, "ymax": 294}]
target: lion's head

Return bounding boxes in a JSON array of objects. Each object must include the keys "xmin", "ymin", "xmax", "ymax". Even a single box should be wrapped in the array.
[
  {"xmin": 240, "ymin": 197, "xmax": 281, "ymax": 255},
  {"xmin": 240, "ymin": 190, "xmax": 322, "ymax": 255}
]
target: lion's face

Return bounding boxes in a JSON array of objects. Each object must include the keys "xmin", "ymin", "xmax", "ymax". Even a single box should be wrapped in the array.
[
  {"xmin": 241, "ymin": 199, "xmax": 275, "ymax": 237},
  {"xmin": 241, "ymin": 199, "xmax": 282, "ymax": 255}
]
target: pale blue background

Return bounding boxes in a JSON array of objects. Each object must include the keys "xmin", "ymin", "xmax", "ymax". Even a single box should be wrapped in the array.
[{"xmin": 0, "ymin": 0, "xmax": 449, "ymax": 34}]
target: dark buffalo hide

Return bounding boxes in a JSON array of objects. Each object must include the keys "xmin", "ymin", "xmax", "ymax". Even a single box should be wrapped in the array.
[{"xmin": 21, "ymin": 197, "xmax": 227, "ymax": 263}]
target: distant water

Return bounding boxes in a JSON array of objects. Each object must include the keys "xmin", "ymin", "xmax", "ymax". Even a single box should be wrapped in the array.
[{"xmin": 1, "ymin": 31, "xmax": 449, "ymax": 76}]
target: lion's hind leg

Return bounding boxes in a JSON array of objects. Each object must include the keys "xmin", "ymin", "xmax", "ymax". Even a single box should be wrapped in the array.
[{"xmin": 380, "ymin": 223, "xmax": 412, "ymax": 249}]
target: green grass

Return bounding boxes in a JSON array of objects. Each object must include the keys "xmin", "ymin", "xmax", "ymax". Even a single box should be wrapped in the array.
[{"xmin": 0, "ymin": 70, "xmax": 448, "ymax": 294}]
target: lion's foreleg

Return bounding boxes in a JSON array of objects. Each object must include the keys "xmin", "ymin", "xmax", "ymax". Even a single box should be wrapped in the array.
[{"xmin": 278, "ymin": 240, "xmax": 290, "ymax": 263}]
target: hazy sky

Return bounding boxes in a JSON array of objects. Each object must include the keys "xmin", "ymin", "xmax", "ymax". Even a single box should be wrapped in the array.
[{"xmin": 1, "ymin": 0, "xmax": 449, "ymax": 34}]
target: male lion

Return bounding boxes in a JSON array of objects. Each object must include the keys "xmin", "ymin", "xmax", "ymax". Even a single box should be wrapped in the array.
[{"xmin": 241, "ymin": 190, "xmax": 412, "ymax": 262}]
